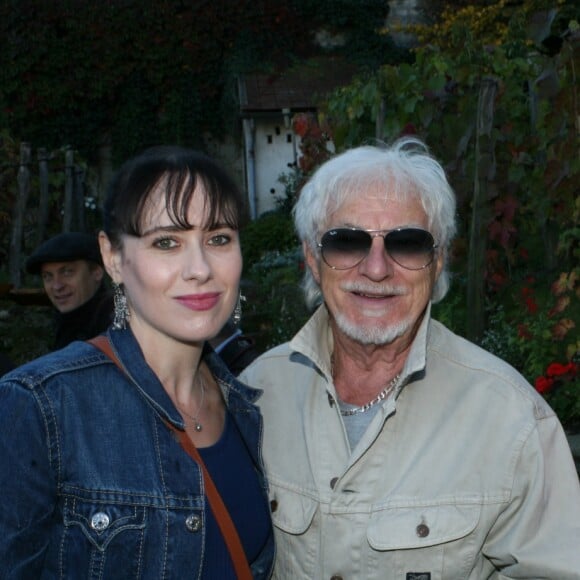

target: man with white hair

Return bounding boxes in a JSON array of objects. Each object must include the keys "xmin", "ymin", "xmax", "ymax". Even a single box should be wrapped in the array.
[{"xmin": 241, "ymin": 137, "xmax": 580, "ymax": 579}]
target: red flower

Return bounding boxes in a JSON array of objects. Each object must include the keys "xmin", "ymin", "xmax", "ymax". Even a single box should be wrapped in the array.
[
  {"xmin": 546, "ymin": 362, "xmax": 577, "ymax": 377},
  {"xmin": 524, "ymin": 296, "xmax": 538, "ymax": 314},
  {"xmin": 535, "ymin": 376, "xmax": 554, "ymax": 394},
  {"xmin": 292, "ymin": 114, "xmax": 310, "ymax": 138}
]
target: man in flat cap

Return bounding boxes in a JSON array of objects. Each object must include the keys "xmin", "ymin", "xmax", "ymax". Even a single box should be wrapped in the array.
[{"xmin": 26, "ymin": 232, "xmax": 113, "ymax": 350}]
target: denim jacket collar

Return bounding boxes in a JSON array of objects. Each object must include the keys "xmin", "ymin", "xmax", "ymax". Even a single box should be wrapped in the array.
[{"xmin": 105, "ymin": 327, "xmax": 263, "ymax": 429}]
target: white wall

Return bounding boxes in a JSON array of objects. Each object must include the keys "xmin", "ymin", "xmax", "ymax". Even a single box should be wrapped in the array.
[{"xmin": 253, "ymin": 119, "xmax": 299, "ymax": 215}]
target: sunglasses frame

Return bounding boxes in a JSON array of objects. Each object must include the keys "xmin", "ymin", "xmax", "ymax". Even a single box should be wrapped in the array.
[{"xmin": 317, "ymin": 227, "xmax": 438, "ymax": 271}]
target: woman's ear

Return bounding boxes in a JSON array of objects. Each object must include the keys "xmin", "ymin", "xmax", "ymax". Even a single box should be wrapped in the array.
[{"xmin": 98, "ymin": 232, "xmax": 122, "ymax": 283}]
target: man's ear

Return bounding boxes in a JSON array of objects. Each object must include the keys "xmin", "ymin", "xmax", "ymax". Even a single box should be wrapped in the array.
[
  {"xmin": 303, "ymin": 240, "xmax": 321, "ymax": 285},
  {"xmin": 98, "ymin": 232, "xmax": 122, "ymax": 283},
  {"xmin": 434, "ymin": 248, "xmax": 445, "ymax": 281},
  {"xmin": 93, "ymin": 265, "xmax": 105, "ymax": 283}
]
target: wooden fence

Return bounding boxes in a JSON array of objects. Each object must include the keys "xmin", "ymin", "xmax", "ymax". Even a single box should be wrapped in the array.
[{"xmin": 2, "ymin": 143, "xmax": 91, "ymax": 289}]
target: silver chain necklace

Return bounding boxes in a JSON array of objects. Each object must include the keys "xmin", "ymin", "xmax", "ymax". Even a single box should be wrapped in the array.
[
  {"xmin": 177, "ymin": 374, "xmax": 206, "ymax": 432},
  {"xmin": 338, "ymin": 374, "xmax": 400, "ymax": 416}
]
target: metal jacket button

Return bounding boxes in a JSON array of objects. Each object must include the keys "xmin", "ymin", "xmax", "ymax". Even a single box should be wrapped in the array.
[
  {"xmin": 90, "ymin": 512, "xmax": 110, "ymax": 532},
  {"xmin": 185, "ymin": 514, "xmax": 202, "ymax": 533},
  {"xmin": 330, "ymin": 477, "xmax": 339, "ymax": 489},
  {"xmin": 416, "ymin": 523, "xmax": 430, "ymax": 537}
]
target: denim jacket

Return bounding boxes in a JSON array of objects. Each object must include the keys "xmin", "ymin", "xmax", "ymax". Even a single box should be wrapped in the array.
[{"xmin": 0, "ymin": 328, "xmax": 274, "ymax": 579}]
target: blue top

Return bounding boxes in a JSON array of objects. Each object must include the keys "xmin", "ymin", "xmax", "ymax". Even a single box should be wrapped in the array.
[
  {"xmin": 199, "ymin": 413, "xmax": 272, "ymax": 578},
  {"xmin": 0, "ymin": 327, "xmax": 274, "ymax": 579}
]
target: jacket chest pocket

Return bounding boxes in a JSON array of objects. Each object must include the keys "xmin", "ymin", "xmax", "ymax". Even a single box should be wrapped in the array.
[
  {"xmin": 62, "ymin": 497, "xmax": 148, "ymax": 577},
  {"xmin": 64, "ymin": 498, "xmax": 147, "ymax": 550},
  {"xmin": 367, "ymin": 503, "xmax": 481, "ymax": 580}
]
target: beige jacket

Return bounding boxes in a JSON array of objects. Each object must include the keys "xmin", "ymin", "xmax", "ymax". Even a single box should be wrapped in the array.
[{"xmin": 241, "ymin": 305, "xmax": 580, "ymax": 579}]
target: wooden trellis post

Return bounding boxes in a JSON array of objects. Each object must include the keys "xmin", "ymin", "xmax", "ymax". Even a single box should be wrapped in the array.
[
  {"xmin": 74, "ymin": 165, "xmax": 86, "ymax": 232},
  {"xmin": 467, "ymin": 78, "xmax": 497, "ymax": 342},
  {"xmin": 37, "ymin": 147, "xmax": 50, "ymax": 246},
  {"xmin": 63, "ymin": 147, "xmax": 74, "ymax": 232},
  {"xmin": 8, "ymin": 143, "xmax": 31, "ymax": 288}
]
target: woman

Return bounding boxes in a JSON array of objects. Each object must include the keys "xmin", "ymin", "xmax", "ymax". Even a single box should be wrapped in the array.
[{"xmin": 0, "ymin": 146, "xmax": 274, "ymax": 578}]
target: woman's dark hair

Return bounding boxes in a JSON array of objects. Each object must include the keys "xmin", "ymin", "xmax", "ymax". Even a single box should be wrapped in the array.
[{"xmin": 103, "ymin": 146, "xmax": 245, "ymax": 248}]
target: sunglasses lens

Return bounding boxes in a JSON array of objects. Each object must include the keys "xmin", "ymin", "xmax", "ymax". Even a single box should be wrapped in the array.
[
  {"xmin": 320, "ymin": 229, "xmax": 371, "ymax": 270},
  {"xmin": 319, "ymin": 227, "xmax": 436, "ymax": 270},
  {"xmin": 385, "ymin": 228, "xmax": 435, "ymax": 269}
]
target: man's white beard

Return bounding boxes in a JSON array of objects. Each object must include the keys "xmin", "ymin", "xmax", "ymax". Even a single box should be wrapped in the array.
[{"xmin": 334, "ymin": 311, "xmax": 412, "ymax": 346}]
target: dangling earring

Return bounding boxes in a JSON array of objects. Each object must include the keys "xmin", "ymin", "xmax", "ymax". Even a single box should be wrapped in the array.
[
  {"xmin": 112, "ymin": 282, "xmax": 130, "ymax": 330},
  {"xmin": 232, "ymin": 293, "xmax": 245, "ymax": 325}
]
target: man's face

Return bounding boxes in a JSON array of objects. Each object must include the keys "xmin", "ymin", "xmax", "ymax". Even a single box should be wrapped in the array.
[
  {"xmin": 41, "ymin": 260, "xmax": 104, "ymax": 313},
  {"xmin": 305, "ymin": 189, "xmax": 443, "ymax": 348}
]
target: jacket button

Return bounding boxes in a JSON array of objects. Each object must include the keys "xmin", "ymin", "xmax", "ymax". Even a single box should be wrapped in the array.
[
  {"xmin": 330, "ymin": 576, "xmax": 343, "ymax": 580},
  {"xmin": 270, "ymin": 499, "xmax": 278, "ymax": 512},
  {"xmin": 330, "ymin": 477, "xmax": 338, "ymax": 489},
  {"xmin": 185, "ymin": 514, "xmax": 202, "ymax": 533},
  {"xmin": 327, "ymin": 393, "xmax": 335, "ymax": 407},
  {"xmin": 90, "ymin": 512, "xmax": 110, "ymax": 532},
  {"xmin": 416, "ymin": 523, "xmax": 430, "ymax": 537}
]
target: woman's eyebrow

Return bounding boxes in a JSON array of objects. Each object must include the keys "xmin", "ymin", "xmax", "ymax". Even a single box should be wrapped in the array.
[{"xmin": 140, "ymin": 224, "xmax": 185, "ymax": 236}]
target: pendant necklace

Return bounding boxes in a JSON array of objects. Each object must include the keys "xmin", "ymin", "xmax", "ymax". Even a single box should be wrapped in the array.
[{"xmin": 178, "ymin": 373, "xmax": 206, "ymax": 432}]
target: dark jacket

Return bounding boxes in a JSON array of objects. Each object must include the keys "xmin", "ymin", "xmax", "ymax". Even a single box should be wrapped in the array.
[
  {"xmin": 0, "ymin": 352, "xmax": 15, "ymax": 378},
  {"xmin": 53, "ymin": 283, "xmax": 113, "ymax": 349}
]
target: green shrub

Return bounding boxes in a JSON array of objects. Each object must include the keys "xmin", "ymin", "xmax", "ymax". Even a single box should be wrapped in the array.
[
  {"xmin": 242, "ymin": 247, "xmax": 311, "ymax": 352},
  {"xmin": 240, "ymin": 210, "xmax": 298, "ymax": 273}
]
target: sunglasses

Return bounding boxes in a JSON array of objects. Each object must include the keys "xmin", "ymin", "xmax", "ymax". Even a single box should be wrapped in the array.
[{"xmin": 318, "ymin": 227, "xmax": 437, "ymax": 271}]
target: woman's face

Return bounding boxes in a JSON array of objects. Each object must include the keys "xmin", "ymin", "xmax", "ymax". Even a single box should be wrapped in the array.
[{"xmin": 102, "ymin": 182, "xmax": 242, "ymax": 349}]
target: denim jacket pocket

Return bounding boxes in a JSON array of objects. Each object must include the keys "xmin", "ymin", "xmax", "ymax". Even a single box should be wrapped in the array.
[
  {"xmin": 61, "ymin": 494, "xmax": 149, "ymax": 578},
  {"xmin": 63, "ymin": 497, "xmax": 147, "ymax": 551}
]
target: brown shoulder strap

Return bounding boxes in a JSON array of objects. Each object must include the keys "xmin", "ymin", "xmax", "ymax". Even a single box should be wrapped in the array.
[
  {"xmin": 165, "ymin": 421, "xmax": 253, "ymax": 579},
  {"xmin": 88, "ymin": 335, "xmax": 117, "ymax": 362},
  {"xmin": 87, "ymin": 335, "xmax": 252, "ymax": 579}
]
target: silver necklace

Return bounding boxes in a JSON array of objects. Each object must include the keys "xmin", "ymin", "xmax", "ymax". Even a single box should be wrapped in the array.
[
  {"xmin": 338, "ymin": 374, "xmax": 400, "ymax": 416},
  {"xmin": 178, "ymin": 374, "xmax": 206, "ymax": 432}
]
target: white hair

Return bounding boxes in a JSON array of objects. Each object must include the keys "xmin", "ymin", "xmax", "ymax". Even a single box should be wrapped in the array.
[{"xmin": 293, "ymin": 137, "xmax": 457, "ymax": 309}]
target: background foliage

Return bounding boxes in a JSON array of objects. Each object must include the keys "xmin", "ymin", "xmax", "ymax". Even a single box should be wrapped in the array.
[
  {"xmin": 1, "ymin": 0, "xmax": 578, "ymax": 430},
  {"xmin": 0, "ymin": 0, "xmax": 399, "ymax": 165},
  {"xmin": 242, "ymin": 0, "xmax": 580, "ymax": 429}
]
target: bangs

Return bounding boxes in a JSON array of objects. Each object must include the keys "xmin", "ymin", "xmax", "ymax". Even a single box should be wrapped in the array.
[
  {"xmin": 104, "ymin": 145, "xmax": 245, "ymax": 247},
  {"xmin": 130, "ymin": 170, "xmax": 241, "ymax": 236}
]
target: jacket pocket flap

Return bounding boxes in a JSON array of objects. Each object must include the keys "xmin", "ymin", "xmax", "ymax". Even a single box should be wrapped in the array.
[
  {"xmin": 63, "ymin": 498, "xmax": 147, "ymax": 550},
  {"xmin": 367, "ymin": 503, "xmax": 480, "ymax": 550},
  {"xmin": 269, "ymin": 482, "xmax": 318, "ymax": 535}
]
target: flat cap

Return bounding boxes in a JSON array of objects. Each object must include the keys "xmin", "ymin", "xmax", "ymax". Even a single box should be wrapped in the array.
[{"xmin": 26, "ymin": 232, "xmax": 103, "ymax": 275}]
